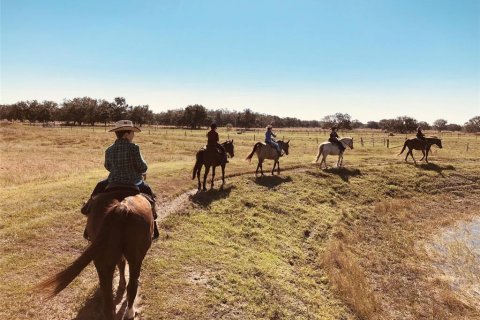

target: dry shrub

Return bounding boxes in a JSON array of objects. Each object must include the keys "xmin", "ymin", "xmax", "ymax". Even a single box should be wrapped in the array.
[{"xmin": 323, "ymin": 240, "xmax": 379, "ymax": 320}]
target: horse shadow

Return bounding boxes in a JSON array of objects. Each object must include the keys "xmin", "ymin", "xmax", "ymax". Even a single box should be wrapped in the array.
[
  {"xmin": 418, "ymin": 163, "xmax": 455, "ymax": 177},
  {"xmin": 322, "ymin": 167, "xmax": 362, "ymax": 182},
  {"xmin": 74, "ymin": 282, "xmax": 127, "ymax": 320},
  {"xmin": 252, "ymin": 175, "xmax": 293, "ymax": 189},
  {"xmin": 189, "ymin": 185, "xmax": 235, "ymax": 207}
]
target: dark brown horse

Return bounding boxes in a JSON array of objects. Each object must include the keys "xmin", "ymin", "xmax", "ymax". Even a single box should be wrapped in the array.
[
  {"xmin": 399, "ymin": 137, "xmax": 442, "ymax": 164},
  {"xmin": 192, "ymin": 140, "xmax": 234, "ymax": 190},
  {"xmin": 245, "ymin": 140, "xmax": 290, "ymax": 176},
  {"xmin": 35, "ymin": 190, "xmax": 154, "ymax": 320}
]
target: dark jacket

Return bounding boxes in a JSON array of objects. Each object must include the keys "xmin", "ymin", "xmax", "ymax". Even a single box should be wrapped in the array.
[
  {"xmin": 104, "ymin": 139, "xmax": 147, "ymax": 184},
  {"xmin": 207, "ymin": 130, "xmax": 219, "ymax": 146}
]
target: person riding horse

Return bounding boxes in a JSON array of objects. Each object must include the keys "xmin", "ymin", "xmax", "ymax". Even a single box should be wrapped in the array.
[
  {"xmin": 328, "ymin": 126, "xmax": 346, "ymax": 153},
  {"xmin": 265, "ymin": 125, "xmax": 282, "ymax": 158},
  {"xmin": 207, "ymin": 123, "xmax": 228, "ymax": 163},
  {"xmin": 416, "ymin": 127, "xmax": 426, "ymax": 142},
  {"xmin": 81, "ymin": 120, "xmax": 159, "ymax": 240}
]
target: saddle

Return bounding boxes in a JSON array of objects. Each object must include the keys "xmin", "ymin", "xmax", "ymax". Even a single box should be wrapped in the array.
[{"xmin": 204, "ymin": 145, "xmax": 223, "ymax": 154}]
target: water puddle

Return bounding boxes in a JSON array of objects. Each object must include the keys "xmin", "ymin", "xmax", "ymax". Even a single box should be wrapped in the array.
[{"xmin": 426, "ymin": 217, "xmax": 480, "ymax": 306}]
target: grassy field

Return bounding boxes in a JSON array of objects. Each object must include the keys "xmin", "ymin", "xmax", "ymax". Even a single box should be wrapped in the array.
[{"xmin": 1, "ymin": 123, "xmax": 479, "ymax": 319}]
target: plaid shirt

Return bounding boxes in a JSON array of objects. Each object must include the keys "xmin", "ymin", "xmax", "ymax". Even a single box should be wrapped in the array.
[{"xmin": 104, "ymin": 139, "xmax": 148, "ymax": 184}]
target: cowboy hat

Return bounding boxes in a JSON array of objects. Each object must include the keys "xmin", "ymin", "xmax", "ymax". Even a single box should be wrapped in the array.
[
  {"xmin": 109, "ymin": 120, "xmax": 141, "ymax": 132},
  {"xmin": 266, "ymin": 124, "xmax": 273, "ymax": 129}
]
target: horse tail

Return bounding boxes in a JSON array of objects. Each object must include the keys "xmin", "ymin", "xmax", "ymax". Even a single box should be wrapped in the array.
[
  {"xmin": 246, "ymin": 142, "xmax": 261, "ymax": 161},
  {"xmin": 192, "ymin": 150, "xmax": 203, "ymax": 179},
  {"xmin": 398, "ymin": 140, "xmax": 408, "ymax": 155},
  {"xmin": 33, "ymin": 205, "xmax": 126, "ymax": 298}
]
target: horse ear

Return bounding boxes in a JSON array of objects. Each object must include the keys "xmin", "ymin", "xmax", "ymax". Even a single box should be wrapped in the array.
[
  {"xmin": 231, "ymin": 139, "xmax": 233, "ymax": 143},
  {"xmin": 287, "ymin": 140, "xmax": 290, "ymax": 144}
]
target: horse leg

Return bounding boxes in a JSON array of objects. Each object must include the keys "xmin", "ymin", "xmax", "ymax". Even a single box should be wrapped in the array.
[
  {"xmin": 211, "ymin": 166, "xmax": 216, "ymax": 189},
  {"xmin": 321, "ymin": 155, "xmax": 327, "ymax": 169},
  {"xmin": 221, "ymin": 164, "xmax": 225, "ymax": 188},
  {"xmin": 196, "ymin": 166, "xmax": 202, "ymax": 190},
  {"xmin": 255, "ymin": 162, "xmax": 260, "ymax": 177},
  {"xmin": 271, "ymin": 160, "xmax": 276, "ymax": 175},
  {"xmin": 277, "ymin": 161, "xmax": 281, "ymax": 174},
  {"xmin": 125, "ymin": 261, "xmax": 142, "ymax": 320},
  {"xmin": 260, "ymin": 160, "xmax": 264, "ymax": 176},
  {"xmin": 420, "ymin": 150, "xmax": 425, "ymax": 161},
  {"xmin": 94, "ymin": 261, "xmax": 116, "ymax": 320},
  {"xmin": 117, "ymin": 256, "xmax": 126, "ymax": 294},
  {"xmin": 315, "ymin": 148, "xmax": 321, "ymax": 163},
  {"xmin": 404, "ymin": 149, "xmax": 409, "ymax": 162},
  {"xmin": 203, "ymin": 166, "xmax": 210, "ymax": 191},
  {"xmin": 409, "ymin": 150, "xmax": 417, "ymax": 165}
]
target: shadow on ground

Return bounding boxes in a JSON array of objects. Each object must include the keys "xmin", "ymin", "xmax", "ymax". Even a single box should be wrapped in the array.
[
  {"xmin": 319, "ymin": 167, "xmax": 362, "ymax": 182},
  {"xmin": 189, "ymin": 185, "xmax": 235, "ymax": 207},
  {"xmin": 418, "ymin": 163, "xmax": 455, "ymax": 177},
  {"xmin": 251, "ymin": 175, "xmax": 293, "ymax": 189},
  {"xmin": 74, "ymin": 282, "xmax": 127, "ymax": 320}
]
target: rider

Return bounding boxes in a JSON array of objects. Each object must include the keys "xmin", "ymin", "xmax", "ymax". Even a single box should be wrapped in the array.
[
  {"xmin": 207, "ymin": 123, "xmax": 228, "ymax": 163},
  {"xmin": 416, "ymin": 127, "xmax": 426, "ymax": 142},
  {"xmin": 81, "ymin": 120, "xmax": 159, "ymax": 240},
  {"xmin": 265, "ymin": 125, "xmax": 282, "ymax": 158},
  {"xmin": 329, "ymin": 126, "xmax": 346, "ymax": 153}
]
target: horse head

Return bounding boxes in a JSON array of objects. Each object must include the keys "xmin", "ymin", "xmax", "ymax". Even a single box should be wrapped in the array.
[
  {"xmin": 341, "ymin": 137, "xmax": 354, "ymax": 149},
  {"xmin": 435, "ymin": 138, "xmax": 443, "ymax": 149},
  {"xmin": 223, "ymin": 139, "xmax": 235, "ymax": 157},
  {"xmin": 279, "ymin": 140, "xmax": 290, "ymax": 155}
]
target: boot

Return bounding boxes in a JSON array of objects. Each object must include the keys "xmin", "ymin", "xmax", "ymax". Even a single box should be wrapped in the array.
[{"xmin": 81, "ymin": 197, "xmax": 94, "ymax": 215}]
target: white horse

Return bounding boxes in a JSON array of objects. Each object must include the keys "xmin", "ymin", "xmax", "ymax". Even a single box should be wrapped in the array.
[{"xmin": 314, "ymin": 137, "xmax": 354, "ymax": 168}]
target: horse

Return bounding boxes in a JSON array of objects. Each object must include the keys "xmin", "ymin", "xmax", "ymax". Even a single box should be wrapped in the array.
[
  {"xmin": 398, "ymin": 137, "xmax": 442, "ymax": 165},
  {"xmin": 313, "ymin": 137, "xmax": 354, "ymax": 169},
  {"xmin": 34, "ymin": 190, "xmax": 154, "ymax": 320},
  {"xmin": 245, "ymin": 140, "xmax": 290, "ymax": 176},
  {"xmin": 192, "ymin": 140, "xmax": 234, "ymax": 190}
]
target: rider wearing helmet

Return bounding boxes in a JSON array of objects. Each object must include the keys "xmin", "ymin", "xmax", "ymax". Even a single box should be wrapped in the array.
[
  {"xmin": 207, "ymin": 123, "xmax": 228, "ymax": 163},
  {"xmin": 329, "ymin": 126, "xmax": 346, "ymax": 153},
  {"xmin": 265, "ymin": 125, "xmax": 282, "ymax": 157}
]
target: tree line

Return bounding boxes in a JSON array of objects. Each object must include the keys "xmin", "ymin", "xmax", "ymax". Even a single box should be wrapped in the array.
[{"xmin": 1, "ymin": 97, "xmax": 479, "ymax": 133}]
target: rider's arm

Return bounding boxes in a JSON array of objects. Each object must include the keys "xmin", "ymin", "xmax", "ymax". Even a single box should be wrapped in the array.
[
  {"xmin": 132, "ymin": 144, "xmax": 148, "ymax": 173},
  {"xmin": 104, "ymin": 151, "xmax": 112, "ymax": 172}
]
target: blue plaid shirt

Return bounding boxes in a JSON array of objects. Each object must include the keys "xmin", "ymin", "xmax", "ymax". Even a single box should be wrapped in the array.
[{"xmin": 104, "ymin": 139, "xmax": 148, "ymax": 184}]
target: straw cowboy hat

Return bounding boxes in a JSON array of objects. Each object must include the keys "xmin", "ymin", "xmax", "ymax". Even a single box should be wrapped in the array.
[
  {"xmin": 109, "ymin": 120, "xmax": 141, "ymax": 132},
  {"xmin": 266, "ymin": 124, "xmax": 273, "ymax": 129}
]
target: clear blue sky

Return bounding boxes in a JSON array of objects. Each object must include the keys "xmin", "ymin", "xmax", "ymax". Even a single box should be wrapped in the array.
[{"xmin": 1, "ymin": 0, "xmax": 479, "ymax": 124}]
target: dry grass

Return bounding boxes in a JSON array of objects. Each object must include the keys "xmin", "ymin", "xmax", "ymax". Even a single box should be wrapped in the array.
[
  {"xmin": 1, "ymin": 124, "xmax": 479, "ymax": 319},
  {"xmin": 323, "ymin": 241, "xmax": 378, "ymax": 320}
]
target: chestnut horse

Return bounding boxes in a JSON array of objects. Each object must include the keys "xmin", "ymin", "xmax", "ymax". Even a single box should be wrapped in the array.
[
  {"xmin": 399, "ymin": 137, "xmax": 443, "ymax": 164},
  {"xmin": 192, "ymin": 140, "xmax": 235, "ymax": 190},
  {"xmin": 245, "ymin": 140, "xmax": 290, "ymax": 176},
  {"xmin": 35, "ymin": 190, "xmax": 154, "ymax": 320}
]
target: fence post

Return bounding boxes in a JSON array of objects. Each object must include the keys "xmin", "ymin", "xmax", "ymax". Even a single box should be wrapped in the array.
[
  {"xmin": 372, "ymin": 138, "xmax": 375, "ymax": 147},
  {"xmin": 184, "ymin": 131, "xmax": 186, "ymax": 136},
  {"xmin": 466, "ymin": 143, "xmax": 469, "ymax": 151},
  {"xmin": 361, "ymin": 137, "xmax": 364, "ymax": 147},
  {"xmin": 387, "ymin": 139, "xmax": 389, "ymax": 148},
  {"xmin": 254, "ymin": 134, "xmax": 255, "ymax": 141},
  {"xmin": 316, "ymin": 137, "xmax": 318, "ymax": 144}
]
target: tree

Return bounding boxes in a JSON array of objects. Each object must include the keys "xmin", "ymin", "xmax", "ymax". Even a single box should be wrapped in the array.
[
  {"xmin": 417, "ymin": 121, "xmax": 431, "ymax": 130},
  {"xmin": 182, "ymin": 104, "xmax": 207, "ymax": 129},
  {"xmin": 110, "ymin": 97, "xmax": 128, "ymax": 121},
  {"xmin": 446, "ymin": 123, "xmax": 462, "ymax": 132},
  {"xmin": 351, "ymin": 119, "xmax": 364, "ymax": 129},
  {"xmin": 366, "ymin": 121, "xmax": 380, "ymax": 129},
  {"xmin": 464, "ymin": 116, "xmax": 480, "ymax": 133},
  {"xmin": 433, "ymin": 119, "xmax": 448, "ymax": 131}
]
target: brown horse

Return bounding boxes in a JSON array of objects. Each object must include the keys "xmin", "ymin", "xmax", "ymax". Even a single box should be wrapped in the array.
[
  {"xmin": 399, "ymin": 137, "xmax": 443, "ymax": 164},
  {"xmin": 192, "ymin": 140, "xmax": 234, "ymax": 190},
  {"xmin": 245, "ymin": 140, "xmax": 290, "ymax": 176},
  {"xmin": 35, "ymin": 190, "xmax": 154, "ymax": 320}
]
